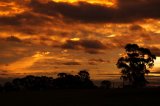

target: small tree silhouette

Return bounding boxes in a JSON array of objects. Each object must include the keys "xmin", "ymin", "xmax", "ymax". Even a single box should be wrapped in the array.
[
  {"xmin": 78, "ymin": 70, "xmax": 95, "ymax": 88},
  {"xmin": 117, "ymin": 44, "xmax": 156, "ymax": 87},
  {"xmin": 78, "ymin": 70, "xmax": 90, "ymax": 81}
]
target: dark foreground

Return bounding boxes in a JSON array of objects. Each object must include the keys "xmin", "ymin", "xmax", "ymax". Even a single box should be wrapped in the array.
[{"xmin": 0, "ymin": 88, "xmax": 160, "ymax": 106}]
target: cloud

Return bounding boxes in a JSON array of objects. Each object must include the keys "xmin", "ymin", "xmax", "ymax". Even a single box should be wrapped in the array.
[
  {"xmin": 61, "ymin": 40, "xmax": 80, "ymax": 49},
  {"xmin": 88, "ymin": 62, "xmax": 97, "ymax": 65},
  {"xmin": 63, "ymin": 61, "xmax": 81, "ymax": 65},
  {"xmin": 0, "ymin": 12, "xmax": 52, "ymax": 26},
  {"xmin": 1, "ymin": 0, "xmax": 160, "ymax": 43},
  {"xmin": 80, "ymin": 39, "xmax": 106, "ymax": 49},
  {"xmin": 61, "ymin": 39, "xmax": 106, "ymax": 52},
  {"xmin": 1, "ymin": 0, "xmax": 160, "ymax": 38},
  {"xmin": 0, "ymin": 38, "xmax": 43, "ymax": 64},
  {"xmin": 89, "ymin": 58, "xmax": 106, "ymax": 63},
  {"xmin": 130, "ymin": 25, "xmax": 143, "ymax": 31},
  {"xmin": 28, "ymin": 0, "xmax": 160, "ymax": 23},
  {"xmin": 88, "ymin": 58, "xmax": 110, "ymax": 65},
  {"xmin": 6, "ymin": 36, "xmax": 21, "ymax": 42},
  {"xmin": 0, "ymin": 70, "xmax": 9, "ymax": 76},
  {"xmin": 149, "ymin": 47, "xmax": 160, "ymax": 56},
  {"xmin": 85, "ymin": 49, "xmax": 105, "ymax": 54}
]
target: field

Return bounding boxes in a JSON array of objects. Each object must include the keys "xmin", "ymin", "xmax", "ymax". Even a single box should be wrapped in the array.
[{"xmin": 0, "ymin": 88, "xmax": 160, "ymax": 106}]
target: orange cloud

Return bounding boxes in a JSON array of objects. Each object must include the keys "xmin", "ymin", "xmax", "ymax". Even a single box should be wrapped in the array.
[
  {"xmin": 53, "ymin": 0, "xmax": 117, "ymax": 7},
  {"xmin": 0, "ymin": 1, "xmax": 29, "ymax": 16}
]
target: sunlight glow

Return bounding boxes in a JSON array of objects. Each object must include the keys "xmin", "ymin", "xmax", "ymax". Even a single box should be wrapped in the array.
[
  {"xmin": 70, "ymin": 37, "xmax": 81, "ymax": 41},
  {"xmin": 154, "ymin": 57, "xmax": 160, "ymax": 69},
  {"xmin": 5, "ymin": 52, "xmax": 50, "ymax": 73},
  {"xmin": 107, "ymin": 34, "xmax": 116, "ymax": 38},
  {"xmin": 33, "ymin": 52, "xmax": 50, "ymax": 58},
  {"xmin": 119, "ymin": 53, "xmax": 127, "ymax": 58},
  {"xmin": 53, "ymin": 0, "xmax": 117, "ymax": 7}
]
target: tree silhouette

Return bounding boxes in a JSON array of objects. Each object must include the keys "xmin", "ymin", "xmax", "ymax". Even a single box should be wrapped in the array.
[
  {"xmin": 4, "ymin": 82, "xmax": 16, "ymax": 91},
  {"xmin": 100, "ymin": 80, "xmax": 112, "ymax": 89},
  {"xmin": 1, "ymin": 71, "xmax": 96, "ymax": 91},
  {"xmin": 57, "ymin": 73, "xmax": 67, "ymax": 78},
  {"xmin": 78, "ymin": 70, "xmax": 95, "ymax": 88},
  {"xmin": 78, "ymin": 70, "xmax": 90, "ymax": 81},
  {"xmin": 117, "ymin": 44, "xmax": 156, "ymax": 87}
]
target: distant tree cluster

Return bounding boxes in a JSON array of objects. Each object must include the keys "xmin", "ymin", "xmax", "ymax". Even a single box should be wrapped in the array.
[{"xmin": 0, "ymin": 70, "xmax": 99, "ymax": 92}]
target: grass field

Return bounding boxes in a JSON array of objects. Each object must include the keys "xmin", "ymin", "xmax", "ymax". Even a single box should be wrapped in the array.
[{"xmin": 0, "ymin": 88, "xmax": 160, "ymax": 106}]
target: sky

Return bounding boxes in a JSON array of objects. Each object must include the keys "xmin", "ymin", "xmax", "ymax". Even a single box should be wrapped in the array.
[{"xmin": 0, "ymin": 0, "xmax": 160, "ymax": 81}]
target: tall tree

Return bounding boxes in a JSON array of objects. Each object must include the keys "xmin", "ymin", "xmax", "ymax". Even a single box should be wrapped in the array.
[{"xmin": 117, "ymin": 44, "xmax": 156, "ymax": 87}]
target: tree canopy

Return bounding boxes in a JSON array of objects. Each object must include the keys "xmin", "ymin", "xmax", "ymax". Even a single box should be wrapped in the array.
[
  {"xmin": 1, "ymin": 70, "xmax": 96, "ymax": 91},
  {"xmin": 117, "ymin": 44, "xmax": 156, "ymax": 87}
]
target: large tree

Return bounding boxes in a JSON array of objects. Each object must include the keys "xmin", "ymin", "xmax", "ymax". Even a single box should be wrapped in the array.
[{"xmin": 117, "ymin": 44, "xmax": 156, "ymax": 87}]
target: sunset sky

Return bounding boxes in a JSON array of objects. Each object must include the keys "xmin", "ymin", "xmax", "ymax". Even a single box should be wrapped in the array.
[{"xmin": 0, "ymin": 0, "xmax": 160, "ymax": 81}]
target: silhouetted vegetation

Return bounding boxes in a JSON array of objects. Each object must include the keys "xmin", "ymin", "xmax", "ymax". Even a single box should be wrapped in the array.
[
  {"xmin": 0, "ymin": 70, "xmax": 97, "ymax": 92},
  {"xmin": 0, "ymin": 84, "xmax": 3, "ymax": 91},
  {"xmin": 100, "ymin": 80, "xmax": 112, "ymax": 89},
  {"xmin": 55, "ymin": 70, "xmax": 96, "ymax": 89},
  {"xmin": 117, "ymin": 44, "xmax": 156, "ymax": 87},
  {"xmin": 0, "ymin": 44, "xmax": 158, "ymax": 93}
]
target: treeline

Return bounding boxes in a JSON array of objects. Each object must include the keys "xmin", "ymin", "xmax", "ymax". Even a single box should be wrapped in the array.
[{"xmin": 0, "ymin": 70, "xmax": 112, "ymax": 92}]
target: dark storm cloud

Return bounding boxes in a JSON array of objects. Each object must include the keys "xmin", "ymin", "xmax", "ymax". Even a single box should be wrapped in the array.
[
  {"xmin": 28, "ymin": 0, "xmax": 160, "ymax": 23},
  {"xmin": 61, "ymin": 39, "xmax": 106, "ymax": 50}
]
